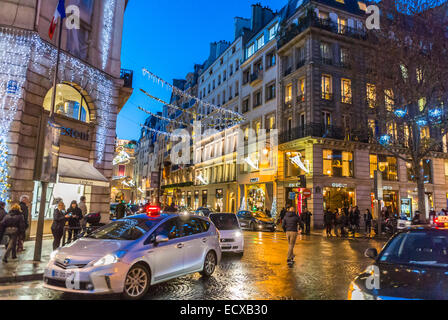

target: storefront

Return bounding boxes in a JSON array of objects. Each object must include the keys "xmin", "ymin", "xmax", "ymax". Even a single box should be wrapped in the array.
[
  {"xmin": 247, "ymin": 184, "xmax": 266, "ymax": 212},
  {"xmin": 323, "ymin": 184, "xmax": 356, "ymax": 211},
  {"xmin": 215, "ymin": 189, "xmax": 224, "ymax": 212}
]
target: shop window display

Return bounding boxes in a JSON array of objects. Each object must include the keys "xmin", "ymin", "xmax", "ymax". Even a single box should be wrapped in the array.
[
  {"xmin": 323, "ymin": 150, "xmax": 353, "ymax": 177},
  {"xmin": 369, "ymin": 155, "xmax": 398, "ymax": 181},
  {"xmin": 247, "ymin": 185, "xmax": 266, "ymax": 211},
  {"xmin": 323, "ymin": 187, "xmax": 355, "ymax": 211},
  {"xmin": 43, "ymin": 83, "xmax": 90, "ymax": 122}
]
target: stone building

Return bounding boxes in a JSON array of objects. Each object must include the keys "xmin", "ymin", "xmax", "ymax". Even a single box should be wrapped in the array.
[{"xmin": 0, "ymin": 0, "xmax": 132, "ymax": 236}]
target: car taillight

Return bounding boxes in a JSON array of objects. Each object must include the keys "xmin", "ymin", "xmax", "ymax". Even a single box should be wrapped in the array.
[{"xmin": 146, "ymin": 206, "xmax": 161, "ymax": 216}]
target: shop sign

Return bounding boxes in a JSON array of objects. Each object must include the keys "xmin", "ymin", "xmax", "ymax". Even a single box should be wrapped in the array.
[
  {"xmin": 331, "ymin": 183, "xmax": 348, "ymax": 188},
  {"xmin": 60, "ymin": 126, "xmax": 89, "ymax": 141},
  {"xmin": 383, "ymin": 186, "xmax": 393, "ymax": 191},
  {"xmin": 250, "ymin": 178, "xmax": 260, "ymax": 183},
  {"xmin": 6, "ymin": 80, "xmax": 19, "ymax": 95}
]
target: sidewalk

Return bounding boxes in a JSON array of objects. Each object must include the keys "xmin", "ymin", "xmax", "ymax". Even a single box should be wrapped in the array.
[{"xmin": 0, "ymin": 238, "xmax": 52, "ymax": 284}]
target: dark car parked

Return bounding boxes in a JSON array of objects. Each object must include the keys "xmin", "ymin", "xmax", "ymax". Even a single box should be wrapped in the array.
[
  {"xmin": 348, "ymin": 226, "xmax": 448, "ymax": 300},
  {"xmin": 237, "ymin": 210, "xmax": 276, "ymax": 232}
]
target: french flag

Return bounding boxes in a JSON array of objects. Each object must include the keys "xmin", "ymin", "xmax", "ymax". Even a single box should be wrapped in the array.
[{"xmin": 49, "ymin": 0, "xmax": 67, "ymax": 40}]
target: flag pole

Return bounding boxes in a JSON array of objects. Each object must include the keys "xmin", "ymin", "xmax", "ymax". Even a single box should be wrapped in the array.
[{"xmin": 33, "ymin": 18, "xmax": 64, "ymax": 262}]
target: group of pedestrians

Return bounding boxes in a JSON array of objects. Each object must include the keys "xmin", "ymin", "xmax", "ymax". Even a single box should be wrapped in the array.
[
  {"xmin": 0, "ymin": 196, "xmax": 30, "ymax": 263},
  {"xmin": 324, "ymin": 206, "xmax": 369, "ymax": 238},
  {"xmin": 51, "ymin": 197, "xmax": 87, "ymax": 250}
]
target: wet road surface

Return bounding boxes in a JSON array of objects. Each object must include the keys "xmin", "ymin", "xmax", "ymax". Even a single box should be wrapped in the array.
[{"xmin": 0, "ymin": 231, "xmax": 385, "ymax": 300}]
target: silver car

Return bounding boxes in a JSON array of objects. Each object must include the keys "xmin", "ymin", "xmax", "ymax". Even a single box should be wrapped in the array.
[{"xmin": 43, "ymin": 214, "xmax": 221, "ymax": 300}]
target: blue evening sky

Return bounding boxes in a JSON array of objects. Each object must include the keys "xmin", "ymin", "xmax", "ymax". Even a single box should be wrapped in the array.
[{"xmin": 118, "ymin": 0, "xmax": 287, "ymax": 141}]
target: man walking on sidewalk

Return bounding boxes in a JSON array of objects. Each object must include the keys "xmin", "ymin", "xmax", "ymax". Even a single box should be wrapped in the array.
[{"xmin": 282, "ymin": 207, "xmax": 300, "ymax": 264}]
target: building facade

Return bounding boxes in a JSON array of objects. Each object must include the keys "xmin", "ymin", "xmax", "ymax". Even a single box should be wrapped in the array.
[{"xmin": 1, "ymin": 0, "xmax": 132, "ymax": 235}]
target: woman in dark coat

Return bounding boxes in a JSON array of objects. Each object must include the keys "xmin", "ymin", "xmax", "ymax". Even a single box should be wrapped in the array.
[
  {"xmin": 0, "ymin": 203, "xmax": 26, "ymax": 263},
  {"xmin": 51, "ymin": 201, "xmax": 67, "ymax": 250},
  {"xmin": 66, "ymin": 200, "xmax": 83, "ymax": 243}
]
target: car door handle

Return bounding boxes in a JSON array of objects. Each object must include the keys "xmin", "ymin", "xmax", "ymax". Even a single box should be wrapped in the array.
[
  {"xmin": 177, "ymin": 243, "xmax": 184, "ymax": 249},
  {"xmin": 202, "ymin": 238, "xmax": 208, "ymax": 243}
]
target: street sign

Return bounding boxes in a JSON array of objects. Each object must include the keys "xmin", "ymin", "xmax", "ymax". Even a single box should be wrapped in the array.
[{"xmin": 302, "ymin": 188, "xmax": 312, "ymax": 199}]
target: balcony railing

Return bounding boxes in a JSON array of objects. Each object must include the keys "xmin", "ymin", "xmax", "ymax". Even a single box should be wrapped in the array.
[
  {"xmin": 280, "ymin": 123, "xmax": 370, "ymax": 144},
  {"xmin": 250, "ymin": 70, "xmax": 263, "ymax": 85},
  {"xmin": 120, "ymin": 69, "xmax": 134, "ymax": 88},
  {"xmin": 278, "ymin": 15, "xmax": 367, "ymax": 49}
]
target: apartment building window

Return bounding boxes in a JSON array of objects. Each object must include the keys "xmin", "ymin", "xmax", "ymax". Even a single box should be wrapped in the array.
[
  {"xmin": 341, "ymin": 78, "xmax": 352, "ymax": 104},
  {"xmin": 229, "ymin": 86, "xmax": 233, "ymax": 99},
  {"xmin": 340, "ymin": 47, "xmax": 350, "ymax": 68},
  {"xmin": 242, "ymin": 97, "xmax": 250, "ymax": 113},
  {"xmin": 230, "ymin": 65, "xmax": 234, "ymax": 76},
  {"xmin": 320, "ymin": 42, "xmax": 332, "ymax": 65},
  {"xmin": 235, "ymin": 81, "xmax": 239, "ymax": 96},
  {"xmin": 247, "ymin": 43, "xmax": 255, "ymax": 58},
  {"xmin": 243, "ymin": 70, "xmax": 250, "ymax": 85},
  {"xmin": 323, "ymin": 150, "xmax": 354, "ymax": 177},
  {"xmin": 367, "ymin": 83, "xmax": 376, "ymax": 108},
  {"xmin": 297, "ymin": 78, "xmax": 305, "ymax": 102},
  {"xmin": 319, "ymin": 11, "xmax": 329, "ymax": 20},
  {"xmin": 222, "ymin": 90, "xmax": 226, "ymax": 104},
  {"xmin": 321, "ymin": 74, "xmax": 333, "ymax": 100},
  {"xmin": 213, "ymin": 80, "xmax": 215, "ymax": 90},
  {"xmin": 322, "ymin": 111, "xmax": 332, "ymax": 131},
  {"xmin": 244, "ymin": 127, "xmax": 249, "ymax": 141},
  {"xmin": 285, "ymin": 83, "xmax": 293, "ymax": 103},
  {"xmin": 257, "ymin": 35, "xmax": 264, "ymax": 50},
  {"xmin": 218, "ymin": 75, "xmax": 221, "ymax": 86},
  {"xmin": 266, "ymin": 83, "xmax": 276, "ymax": 101},
  {"xmin": 268, "ymin": 23, "xmax": 278, "ymax": 41},
  {"xmin": 268, "ymin": 115, "xmax": 276, "ymax": 130},
  {"xmin": 253, "ymin": 90, "xmax": 262, "ymax": 108},
  {"xmin": 236, "ymin": 60, "xmax": 240, "ymax": 70},
  {"xmin": 208, "ymin": 84, "xmax": 211, "ymax": 94},
  {"xmin": 266, "ymin": 51, "xmax": 276, "ymax": 69},
  {"xmin": 421, "ymin": 126, "xmax": 430, "ymax": 140},
  {"xmin": 217, "ymin": 94, "xmax": 221, "ymax": 106},
  {"xmin": 287, "ymin": 117, "xmax": 293, "ymax": 137},
  {"xmin": 255, "ymin": 121, "xmax": 261, "ymax": 137},
  {"xmin": 338, "ymin": 18, "xmax": 347, "ymax": 34},
  {"xmin": 223, "ymin": 71, "xmax": 227, "ymax": 81},
  {"xmin": 369, "ymin": 155, "xmax": 398, "ymax": 181},
  {"xmin": 385, "ymin": 89, "xmax": 394, "ymax": 111},
  {"xmin": 296, "ymin": 46, "xmax": 306, "ymax": 69}
]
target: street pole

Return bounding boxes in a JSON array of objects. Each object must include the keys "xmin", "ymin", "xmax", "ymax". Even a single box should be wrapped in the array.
[
  {"xmin": 34, "ymin": 21, "xmax": 63, "ymax": 261},
  {"xmin": 374, "ymin": 170, "xmax": 383, "ymax": 236}
]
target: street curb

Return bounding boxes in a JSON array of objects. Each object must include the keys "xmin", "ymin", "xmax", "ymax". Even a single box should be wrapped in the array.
[{"xmin": 0, "ymin": 273, "xmax": 43, "ymax": 284}]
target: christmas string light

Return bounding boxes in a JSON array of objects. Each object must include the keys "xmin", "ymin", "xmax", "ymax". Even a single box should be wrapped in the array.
[
  {"xmin": 137, "ymin": 106, "xmax": 190, "ymax": 127},
  {"xmin": 101, "ymin": 0, "xmax": 116, "ymax": 70},
  {"xmin": 142, "ymin": 68, "xmax": 244, "ymax": 119},
  {"xmin": 139, "ymin": 124, "xmax": 187, "ymax": 138},
  {"xmin": 139, "ymin": 89, "xmax": 197, "ymax": 116}
]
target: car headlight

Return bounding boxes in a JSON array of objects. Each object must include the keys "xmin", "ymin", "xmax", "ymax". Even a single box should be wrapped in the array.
[
  {"xmin": 50, "ymin": 250, "xmax": 59, "ymax": 261},
  {"xmin": 234, "ymin": 231, "xmax": 242, "ymax": 238},
  {"xmin": 92, "ymin": 250, "xmax": 127, "ymax": 267},
  {"xmin": 348, "ymin": 282, "xmax": 375, "ymax": 300}
]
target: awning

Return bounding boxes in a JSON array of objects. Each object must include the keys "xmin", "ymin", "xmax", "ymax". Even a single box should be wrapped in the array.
[{"xmin": 57, "ymin": 157, "xmax": 109, "ymax": 187}]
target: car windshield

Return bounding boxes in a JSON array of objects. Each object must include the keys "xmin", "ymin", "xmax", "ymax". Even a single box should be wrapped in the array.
[
  {"xmin": 254, "ymin": 212, "xmax": 269, "ymax": 219},
  {"xmin": 86, "ymin": 218, "xmax": 158, "ymax": 241},
  {"xmin": 379, "ymin": 231, "xmax": 448, "ymax": 267},
  {"xmin": 210, "ymin": 214, "xmax": 240, "ymax": 230}
]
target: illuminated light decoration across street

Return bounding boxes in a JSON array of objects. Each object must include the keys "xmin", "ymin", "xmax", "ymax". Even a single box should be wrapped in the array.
[
  {"xmin": 139, "ymin": 124, "xmax": 186, "ymax": 138},
  {"xmin": 244, "ymin": 157, "xmax": 259, "ymax": 171},
  {"xmin": 137, "ymin": 106, "xmax": 190, "ymax": 127},
  {"xmin": 416, "ymin": 118, "xmax": 428, "ymax": 127},
  {"xmin": 101, "ymin": 0, "xmax": 116, "ymax": 70},
  {"xmin": 290, "ymin": 154, "xmax": 310, "ymax": 174},
  {"xmin": 429, "ymin": 108, "xmax": 442, "ymax": 119},
  {"xmin": 394, "ymin": 108, "xmax": 407, "ymax": 118},
  {"xmin": 113, "ymin": 147, "xmax": 131, "ymax": 165},
  {"xmin": 196, "ymin": 174, "xmax": 208, "ymax": 185},
  {"xmin": 142, "ymin": 68, "xmax": 244, "ymax": 118},
  {"xmin": 379, "ymin": 134, "xmax": 391, "ymax": 145}
]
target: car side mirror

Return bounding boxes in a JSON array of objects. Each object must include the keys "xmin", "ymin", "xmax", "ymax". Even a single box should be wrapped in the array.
[
  {"xmin": 155, "ymin": 235, "xmax": 169, "ymax": 244},
  {"xmin": 365, "ymin": 248, "xmax": 378, "ymax": 260}
]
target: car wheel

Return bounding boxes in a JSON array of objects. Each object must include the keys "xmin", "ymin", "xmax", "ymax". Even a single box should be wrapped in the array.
[
  {"xmin": 200, "ymin": 251, "xmax": 217, "ymax": 277},
  {"xmin": 122, "ymin": 264, "xmax": 150, "ymax": 300}
]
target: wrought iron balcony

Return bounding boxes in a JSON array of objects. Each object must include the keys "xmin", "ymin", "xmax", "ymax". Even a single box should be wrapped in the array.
[{"xmin": 120, "ymin": 69, "xmax": 134, "ymax": 88}]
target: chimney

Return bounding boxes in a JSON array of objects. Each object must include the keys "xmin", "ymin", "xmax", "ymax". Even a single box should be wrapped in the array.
[
  {"xmin": 234, "ymin": 17, "xmax": 251, "ymax": 39},
  {"xmin": 209, "ymin": 42, "xmax": 218, "ymax": 62},
  {"xmin": 251, "ymin": 3, "xmax": 275, "ymax": 33}
]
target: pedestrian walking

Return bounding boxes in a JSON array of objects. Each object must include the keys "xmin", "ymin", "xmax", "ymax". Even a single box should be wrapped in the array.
[
  {"xmin": 0, "ymin": 203, "xmax": 26, "ymax": 263},
  {"xmin": 324, "ymin": 208, "xmax": 333, "ymax": 237},
  {"xmin": 348, "ymin": 206, "xmax": 356, "ymax": 237},
  {"xmin": 303, "ymin": 208, "xmax": 312, "ymax": 235},
  {"xmin": 17, "ymin": 195, "xmax": 30, "ymax": 252},
  {"xmin": 354, "ymin": 206, "xmax": 361, "ymax": 234},
  {"xmin": 51, "ymin": 201, "xmax": 67, "ymax": 250},
  {"xmin": 66, "ymin": 200, "xmax": 83, "ymax": 243},
  {"xmin": 364, "ymin": 209, "xmax": 373, "ymax": 237},
  {"xmin": 79, "ymin": 196, "xmax": 88, "ymax": 231},
  {"xmin": 282, "ymin": 207, "xmax": 300, "ymax": 263}
]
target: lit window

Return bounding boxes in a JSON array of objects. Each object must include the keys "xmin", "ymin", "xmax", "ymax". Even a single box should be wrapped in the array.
[
  {"xmin": 338, "ymin": 18, "xmax": 347, "ymax": 34},
  {"xmin": 341, "ymin": 78, "xmax": 352, "ymax": 104},
  {"xmin": 257, "ymin": 35, "xmax": 264, "ymax": 50},
  {"xmin": 268, "ymin": 23, "xmax": 278, "ymax": 40},
  {"xmin": 247, "ymin": 43, "xmax": 255, "ymax": 58},
  {"xmin": 285, "ymin": 84, "xmax": 293, "ymax": 103},
  {"xmin": 43, "ymin": 83, "xmax": 90, "ymax": 122},
  {"xmin": 298, "ymin": 78, "xmax": 305, "ymax": 101},
  {"xmin": 323, "ymin": 150, "xmax": 354, "ymax": 177},
  {"xmin": 321, "ymin": 74, "xmax": 333, "ymax": 100},
  {"xmin": 367, "ymin": 83, "xmax": 376, "ymax": 108},
  {"xmin": 385, "ymin": 89, "xmax": 394, "ymax": 111}
]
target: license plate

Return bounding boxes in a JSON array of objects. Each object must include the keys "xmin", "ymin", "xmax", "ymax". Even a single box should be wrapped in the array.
[{"xmin": 51, "ymin": 270, "xmax": 70, "ymax": 279}]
